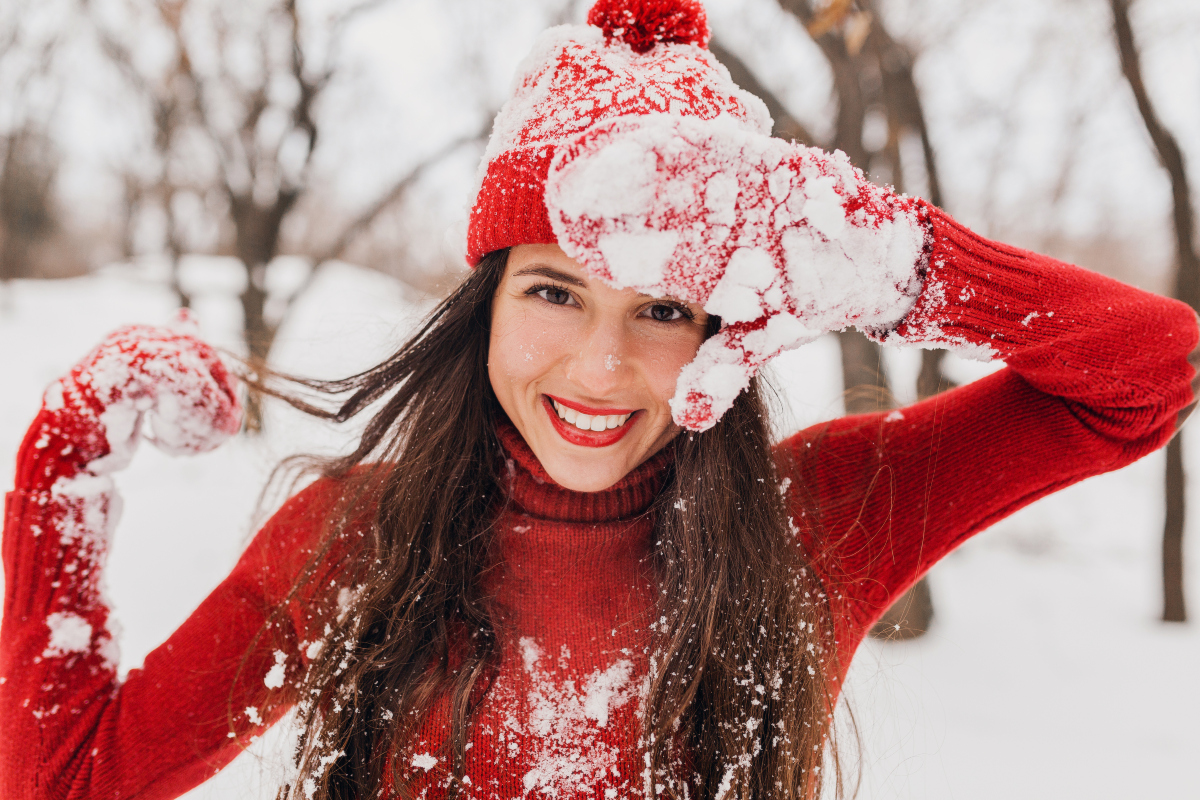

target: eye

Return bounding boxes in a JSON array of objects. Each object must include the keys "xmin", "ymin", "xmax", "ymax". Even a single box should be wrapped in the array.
[
  {"xmin": 645, "ymin": 303, "xmax": 688, "ymax": 322},
  {"xmin": 532, "ymin": 285, "xmax": 575, "ymax": 306}
]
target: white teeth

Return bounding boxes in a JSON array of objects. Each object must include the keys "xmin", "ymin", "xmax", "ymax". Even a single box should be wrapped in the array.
[{"xmin": 551, "ymin": 400, "xmax": 632, "ymax": 432}]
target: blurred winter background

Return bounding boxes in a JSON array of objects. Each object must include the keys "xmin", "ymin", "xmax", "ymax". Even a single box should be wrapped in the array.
[{"xmin": 1, "ymin": 0, "xmax": 1199, "ymax": 796}]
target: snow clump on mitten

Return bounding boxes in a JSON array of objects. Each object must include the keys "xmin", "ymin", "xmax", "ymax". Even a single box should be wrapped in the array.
[
  {"xmin": 43, "ymin": 321, "xmax": 242, "ymax": 472},
  {"xmin": 545, "ymin": 113, "xmax": 930, "ymax": 430}
]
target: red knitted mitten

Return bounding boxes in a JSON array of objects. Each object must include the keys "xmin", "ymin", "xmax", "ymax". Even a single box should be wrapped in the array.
[{"xmin": 546, "ymin": 115, "xmax": 931, "ymax": 430}]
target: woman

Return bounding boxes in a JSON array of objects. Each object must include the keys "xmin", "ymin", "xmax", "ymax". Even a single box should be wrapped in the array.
[{"xmin": 2, "ymin": 0, "xmax": 1196, "ymax": 798}]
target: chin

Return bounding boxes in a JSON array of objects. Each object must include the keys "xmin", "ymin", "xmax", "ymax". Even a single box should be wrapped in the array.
[
  {"xmin": 523, "ymin": 393, "xmax": 666, "ymax": 492},
  {"xmin": 540, "ymin": 451, "xmax": 635, "ymax": 493}
]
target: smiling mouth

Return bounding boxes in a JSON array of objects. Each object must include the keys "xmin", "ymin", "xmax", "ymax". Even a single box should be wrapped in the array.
[
  {"xmin": 541, "ymin": 395, "xmax": 639, "ymax": 448},
  {"xmin": 549, "ymin": 398, "xmax": 633, "ymax": 432}
]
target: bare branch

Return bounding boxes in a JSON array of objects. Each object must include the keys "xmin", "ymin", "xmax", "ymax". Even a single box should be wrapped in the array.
[
  {"xmin": 708, "ymin": 38, "xmax": 819, "ymax": 147},
  {"xmin": 313, "ymin": 127, "xmax": 488, "ymax": 266},
  {"xmin": 1110, "ymin": 0, "xmax": 1198, "ymax": 309}
]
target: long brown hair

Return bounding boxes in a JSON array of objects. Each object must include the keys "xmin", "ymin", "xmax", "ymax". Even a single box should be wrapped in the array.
[{"xmin": 247, "ymin": 249, "xmax": 844, "ymax": 799}]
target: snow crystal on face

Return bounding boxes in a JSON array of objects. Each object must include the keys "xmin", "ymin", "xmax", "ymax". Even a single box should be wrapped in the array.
[{"xmin": 44, "ymin": 612, "xmax": 93, "ymax": 657}]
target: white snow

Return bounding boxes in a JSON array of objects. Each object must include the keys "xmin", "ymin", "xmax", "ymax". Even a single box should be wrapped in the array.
[
  {"xmin": 43, "ymin": 612, "xmax": 93, "ymax": 657},
  {"xmin": 411, "ymin": 753, "xmax": 437, "ymax": 771},
  {"xmin": 504, "ymin": 637, "xmax": 640, "ymax": 795},
  {"xmin": 597, "ymin": 231, "xmax": 679, "ymax": 286},
  {"xmin": 51, "ymin": 472, "xmax": 119, "ymax": 547},
  {"xmin": 264, "ymin": 650, "xmax": 288, "ymax": 690}
]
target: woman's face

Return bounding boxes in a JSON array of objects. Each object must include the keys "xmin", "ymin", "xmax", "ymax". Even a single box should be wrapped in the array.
[{"xmin": 489, "ymin": 244, "xmax": 710, "ymax": 493}]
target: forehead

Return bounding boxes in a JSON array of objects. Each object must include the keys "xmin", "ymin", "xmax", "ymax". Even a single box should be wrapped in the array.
[
  {"xmin": 508, "ymin": 244, "xmax": 585, "ymax": 273},
  {"xmin": 505, "ymin": 244, "xmax": 596, "ymax": 291}
]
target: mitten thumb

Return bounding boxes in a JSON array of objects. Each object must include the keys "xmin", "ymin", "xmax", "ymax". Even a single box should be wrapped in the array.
[{"xmin": 670, "ymin": 312, "xmax": 821, "ymax": 431}]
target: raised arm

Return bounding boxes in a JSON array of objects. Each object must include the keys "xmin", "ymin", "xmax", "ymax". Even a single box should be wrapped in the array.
[
  {"xmin": 776, "ymin": 204, "xmax": 1199, "ymax": 651},
  {"xmin": 0, "ymin": 326, "xmax": 341, "ymax": 800}
]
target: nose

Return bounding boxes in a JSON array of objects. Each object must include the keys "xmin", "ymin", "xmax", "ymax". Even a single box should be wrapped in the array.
[{"xmin": 564, "ymin": 315, "xmax": 631, "ymax": 398}]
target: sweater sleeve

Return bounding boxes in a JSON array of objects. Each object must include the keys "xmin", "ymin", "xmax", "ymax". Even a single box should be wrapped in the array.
[
  {"xmin": 774, "ymin": 203, "xmax": 1199, "ymax": 657},
  {"xmin": 0, "ymin": 407, "xmax": 348, "ymax": 800}
]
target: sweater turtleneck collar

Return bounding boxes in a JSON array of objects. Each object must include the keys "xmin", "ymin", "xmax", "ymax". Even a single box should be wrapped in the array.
[{"xmin": 494, "ymin": 419, "xmax": 674, "ymax": 524}]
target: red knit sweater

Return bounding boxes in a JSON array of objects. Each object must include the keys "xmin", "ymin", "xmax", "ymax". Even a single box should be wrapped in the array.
[{"xmin": 2, "ymin": 207, "xmax": 1196, "ymax": 799}]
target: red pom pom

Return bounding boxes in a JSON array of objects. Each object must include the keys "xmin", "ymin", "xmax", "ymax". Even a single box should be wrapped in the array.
[{"xmin": 587, "ymin": 0, "xmax": 711, "ymax": 53}]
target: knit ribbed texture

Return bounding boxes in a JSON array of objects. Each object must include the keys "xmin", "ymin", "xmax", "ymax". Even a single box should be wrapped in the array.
[{"xmin": 3, "ymin": 215, "xmax": 1197, "ymax": 798}]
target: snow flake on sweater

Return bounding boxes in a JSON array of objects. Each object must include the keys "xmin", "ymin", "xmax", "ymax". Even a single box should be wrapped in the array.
[{"xmin": 479, "ymin": 637, "xmax": 643, "ymax": 798}]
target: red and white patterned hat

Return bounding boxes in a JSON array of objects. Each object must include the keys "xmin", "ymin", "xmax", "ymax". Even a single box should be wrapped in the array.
[{"xmin": 465, "ymin": 0, "xmax": 771, "ymax": 265}]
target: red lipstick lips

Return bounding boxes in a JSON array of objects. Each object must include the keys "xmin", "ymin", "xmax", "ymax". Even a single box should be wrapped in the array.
[{"xmin": 542, "ymin": 395, "xmax": 638, "ymax": 448}]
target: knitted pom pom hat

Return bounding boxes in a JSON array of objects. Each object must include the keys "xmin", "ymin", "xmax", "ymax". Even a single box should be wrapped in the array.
[{"xmin": 466, "ymin": 0, "xmax": 772, "ymax": 265}]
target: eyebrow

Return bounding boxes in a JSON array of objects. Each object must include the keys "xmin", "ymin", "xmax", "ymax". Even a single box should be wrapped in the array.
[
  {"xmin": 511, "ymin": 264, "xmax": 588, "ymax": 287},
  {"xmin": 510, "ymin": 263, "xmax": 695, "ymax": 308}
]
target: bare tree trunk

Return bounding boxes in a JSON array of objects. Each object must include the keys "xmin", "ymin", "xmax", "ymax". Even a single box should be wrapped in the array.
[
  {"xmin": 836, "ymin": 327, "xmax": 893, "ymax": 414},
  {"xmin": 1111, "ymin": 0, "xmax": 1199, "ymax": 623},
  {"xmin": 916, "ymin": 349, "xmax": 951, "ymax": 401},
  {"xmin": 871, "ymin": 577, "xmax": 934, "ymax": 640},
  {"xmin": 240, "ymin": 270, "xmax": 279, "ymax": 434},
  {"xmin": 231, "ymin": 195, "xmax": 292, "ymax": 433},
  {"xmin": 1163, "ymin": 436, "xmax": 1186, "ymax": 621}
]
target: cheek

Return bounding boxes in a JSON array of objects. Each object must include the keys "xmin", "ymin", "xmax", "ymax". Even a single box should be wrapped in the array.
[
  {"xmin": 488, "ymin": 302, "xmax": 567, "ymax": 400},
  {"xmin": 634, "ymin": 332, "xmax": 706, "ymax": 408}
]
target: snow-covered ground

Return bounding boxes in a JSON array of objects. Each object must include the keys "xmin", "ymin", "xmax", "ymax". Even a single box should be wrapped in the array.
[{"xmin": 1, "ymin": 263, "xmax": 1197, "ymax": 798}]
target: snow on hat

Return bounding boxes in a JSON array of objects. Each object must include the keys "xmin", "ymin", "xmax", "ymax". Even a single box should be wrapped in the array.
[
  {"xmin": 465, "ymin": 0, "xmax": 772, "ymax": 265},
  {"xmin": 468, "ymin": 0, "xmax": 928, "ymax": 431}
]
